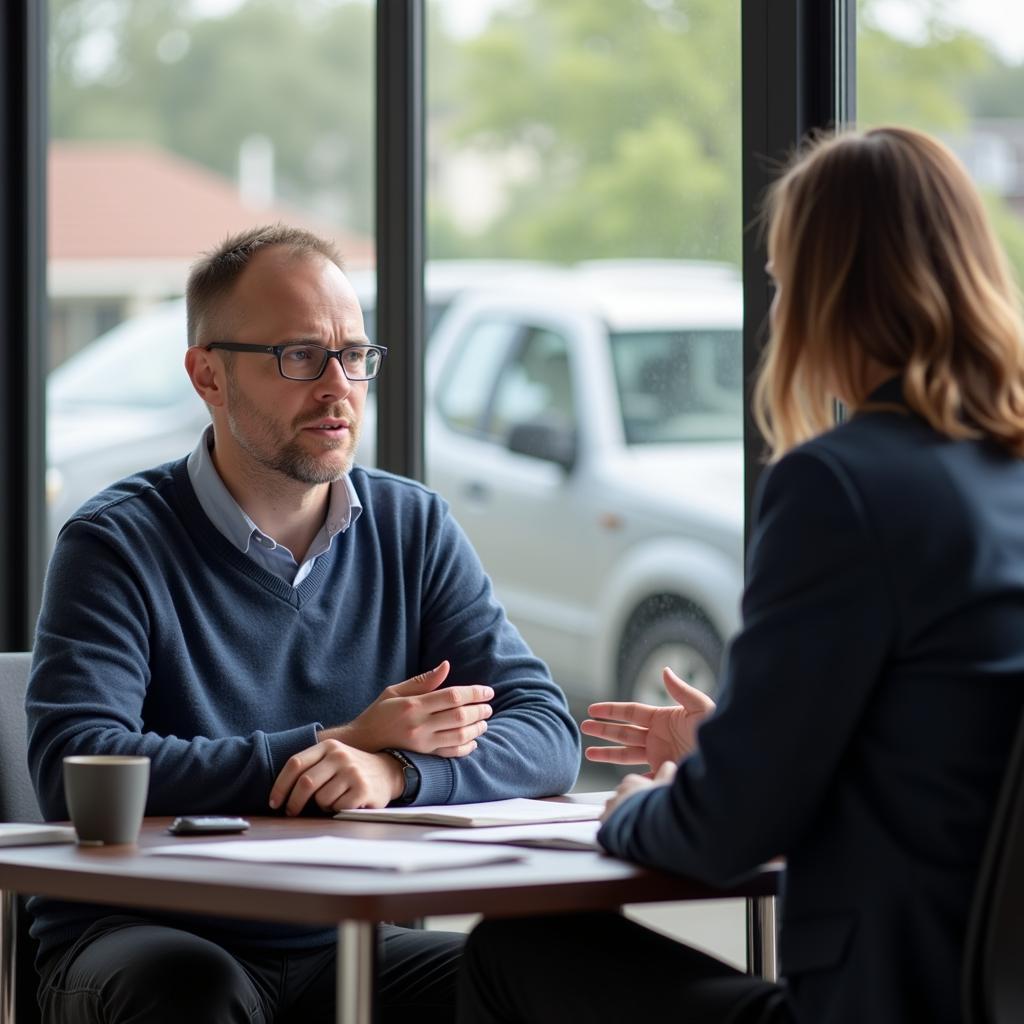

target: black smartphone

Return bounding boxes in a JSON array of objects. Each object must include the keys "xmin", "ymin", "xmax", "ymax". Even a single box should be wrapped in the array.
[{"xmin": 168, "ymin": 816, "xmax": 251, "ymax": 835}]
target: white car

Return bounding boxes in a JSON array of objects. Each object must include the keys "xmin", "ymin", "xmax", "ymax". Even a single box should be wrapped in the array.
[
  {"xmin": 45, "ymin": 260, "xmax": 562, "ymax": 543},
  {"xmin": 47, "ymin": 260, "xmax": 744, "ymax": 706},
  {"xmin": 47, "ymin": 299, "xmax": 204, "ymax": 540},
  {"xmin": 425, "ymin": 261, "xmax": 744, "ymax": 706}
]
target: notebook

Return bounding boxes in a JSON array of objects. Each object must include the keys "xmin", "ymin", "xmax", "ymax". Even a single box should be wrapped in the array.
[{"xmin": 332, "ymin": 797, "xmax": 604, "ymax": 828}]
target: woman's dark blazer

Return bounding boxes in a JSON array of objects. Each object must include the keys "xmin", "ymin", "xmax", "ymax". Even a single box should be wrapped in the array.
[{"xmin": 600, "ymin": 376, "xmax": 1024, "ymax": 1024}]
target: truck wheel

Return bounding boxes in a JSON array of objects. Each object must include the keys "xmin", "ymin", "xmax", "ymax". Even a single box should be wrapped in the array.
[{"xmin": 618, "ymin": 615, "xmax": 722, "ymax": 705}]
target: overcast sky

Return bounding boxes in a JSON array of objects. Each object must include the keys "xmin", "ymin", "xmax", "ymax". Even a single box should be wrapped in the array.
[
  {"xmin": 438, "ymin": 0, "xmax": 1024, "ymax": 63},
  {"xmin": 871, "ymin": 0, "xmax": 1024, "ymax": 63},
  {"xmin": 188, "ymin": 0, "xmax": 1024, "ymax": 65}
]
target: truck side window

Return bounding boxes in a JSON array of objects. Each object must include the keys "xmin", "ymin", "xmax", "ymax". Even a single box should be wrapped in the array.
[
  {"xmin": 489, "ymin": 327, "xmax": 575, "ymax": 441},
  {"xmin": 436, "ymin": 318, "xmax": 519, "ymax": 435}
]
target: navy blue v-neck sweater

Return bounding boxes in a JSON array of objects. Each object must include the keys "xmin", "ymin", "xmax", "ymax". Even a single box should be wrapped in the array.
[{"xmin": 27, "ymin": 458, "xmax": 579, "ymax": 955}]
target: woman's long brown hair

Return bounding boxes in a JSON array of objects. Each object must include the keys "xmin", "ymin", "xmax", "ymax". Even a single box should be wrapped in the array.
[{"xmin": 754, "ymin": 126, "xmax": 1024, "ymax": 460}]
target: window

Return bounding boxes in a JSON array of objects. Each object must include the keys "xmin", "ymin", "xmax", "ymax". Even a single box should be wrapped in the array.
[
  {"xmin": 436, "ymin": 318, "xmax": 520, "ymax": 434},
  {"xmin": 490, "ymin": 328, "xmax": 575, "ymax": 441},
  {"xmin": 44, "ymin": 0, "xmax": 375, "ymax": 552},
  {"xmin": 612, "ymin": 329, "xmax": 743, "ymax": 444},
  {"xmin": 426, "ymin": 1, "xmax": 745, "ymax": 728},
  {"xmin": 857, "ymin": 0, "xmax": 1024, "ymax": 281}
]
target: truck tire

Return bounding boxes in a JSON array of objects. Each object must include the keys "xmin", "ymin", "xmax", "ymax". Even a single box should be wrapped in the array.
[{"xmin": 618, "ymin": 614, "xmax": 723, "ymax": 705}]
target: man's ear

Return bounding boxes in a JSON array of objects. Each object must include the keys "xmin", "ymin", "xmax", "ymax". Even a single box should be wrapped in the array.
[{"xmin": 184, "ymin": 346, "xmax": 227, "ymax": 409}]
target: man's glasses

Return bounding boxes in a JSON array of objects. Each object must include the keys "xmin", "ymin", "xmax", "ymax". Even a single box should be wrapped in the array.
[{"xmin": 203, "ymin": 342, "xmax": 387, "ymax": 382}]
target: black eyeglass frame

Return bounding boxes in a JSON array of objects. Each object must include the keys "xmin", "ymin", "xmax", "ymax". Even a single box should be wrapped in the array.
[{"xmin": 202, "ymin": 341, "xmax": 388, "ymax": 381}]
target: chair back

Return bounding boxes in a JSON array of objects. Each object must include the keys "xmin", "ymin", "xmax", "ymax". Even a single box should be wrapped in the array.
[
  {"xmin": 0, "ymin": 652, "xmax": 38, "ymax": 824},
  {"xmin": 963, "ymin": 709, "xmax": 1024, "ymax": 1024},
  {"xmin": 0, "ymin": 651, "xmax": 43, "ymax": 1024}
]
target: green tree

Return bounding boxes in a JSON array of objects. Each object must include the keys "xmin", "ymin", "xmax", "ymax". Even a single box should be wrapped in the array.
[
  {"xmin": 434, "ymin": 0, "xmax": 741, "ymax": 263},
  {"xmin": 856, "ymin": 0, "xmax": 1024, "ymax": 285},
  {"xmin": 437, "ymin": 0, "xmax": 1024, "ymax": 283},
  {"xmin": 857, "ymin": 0, "xmax": 994, "ymax": 131},
  {"xmin": 50, "ymin": 0, "xmax": 376, "ymax": 233}
]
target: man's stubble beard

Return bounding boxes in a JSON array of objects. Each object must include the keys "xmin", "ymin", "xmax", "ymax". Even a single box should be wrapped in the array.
[{"xmin": 225, "ymin": 372, "xmax": 361, "ymax": 484}]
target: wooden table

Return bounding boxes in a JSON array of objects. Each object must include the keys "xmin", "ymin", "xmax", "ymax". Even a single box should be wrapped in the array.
[{"xmin": 0, "ymin": 815, "xmax": 780, "ymax": 1024}]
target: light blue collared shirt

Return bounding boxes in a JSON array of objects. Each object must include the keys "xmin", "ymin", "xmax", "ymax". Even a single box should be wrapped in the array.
[{"xmin": 186, "ymin": 425, "xmax": 362, "ymax": 587}]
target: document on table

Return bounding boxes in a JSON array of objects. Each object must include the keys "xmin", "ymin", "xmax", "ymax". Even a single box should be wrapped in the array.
[
  {"xmin": 0, "ymin": 823, "xmax": 77, "ymax": 847},
  {"xmin": 423, "ymin": 819, "xmax": 602, "ymax": 851},
  {"xmin": 332, "ymin": 797, "xmax": 604, "ymax": 828},
  {"xmin": 147, "ymin": 835, "xmax": 526, "ymax": 872}
]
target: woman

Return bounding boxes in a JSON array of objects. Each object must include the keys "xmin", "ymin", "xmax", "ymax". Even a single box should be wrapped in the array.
[{"xmin": 457, "ymin": 126, "xmax": 1024, "ymax": 1024}]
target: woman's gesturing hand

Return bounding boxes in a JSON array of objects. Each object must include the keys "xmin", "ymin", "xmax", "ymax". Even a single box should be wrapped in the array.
[{"xmin": 581, "ymin": 667, "xmax": 715, "ymax": 773}]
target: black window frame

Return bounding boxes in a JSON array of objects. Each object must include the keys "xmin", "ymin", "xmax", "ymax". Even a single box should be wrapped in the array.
[
  {"xmin": 0, "ymin": 0, "xmax": 853, "ymax": 650},
  {"xmin": 1, "ymin": 0, "xmax": 48, "ymax": 651}
]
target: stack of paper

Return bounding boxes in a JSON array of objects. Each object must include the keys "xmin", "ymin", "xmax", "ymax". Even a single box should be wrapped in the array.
[
  {"xmin": 423, "ymin": 819, "xmax": 601, "ymax": 851},
  {"xmin": 333, "ymin": 798, "xmax": 603, "ymax": 828},
  {"xmin": 147, "ymin": 835, "xmax": 525, "ymax": 872},
  {"xmin": 0, "ymin": 823, "xmax": 76, "ymax": 847}
]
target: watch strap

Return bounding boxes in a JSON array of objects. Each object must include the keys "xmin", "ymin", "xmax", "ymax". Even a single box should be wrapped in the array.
[{"xmin": 382, "ymin": 748, "xmax": 421, "ymax": 805}]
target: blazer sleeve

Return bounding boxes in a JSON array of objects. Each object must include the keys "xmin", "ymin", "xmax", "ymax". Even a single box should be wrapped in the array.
[{"xmin": 598, "ymin": 446, "xmax": 897, "ymax": 883}]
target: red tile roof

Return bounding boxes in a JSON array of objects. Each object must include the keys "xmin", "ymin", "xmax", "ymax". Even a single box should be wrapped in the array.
[{"xmin": 49, "ymin": 141, "xmax": 374, "ymax": 266}]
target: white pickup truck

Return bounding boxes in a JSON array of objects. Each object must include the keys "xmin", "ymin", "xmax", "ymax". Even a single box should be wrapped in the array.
[
  {"xmin": 47, "ymin": 259, "xmax": 744, "ymax": 706},
  {"xmin": 421, "ymin": 261, "xmax": 744, "ymax": 706}
]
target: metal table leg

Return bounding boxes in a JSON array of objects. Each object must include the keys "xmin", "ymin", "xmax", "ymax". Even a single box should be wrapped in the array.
[
  {"xmin": 336, "ymin": 921, "xmax": 376, "ymax": 1024},
  {"xmin": 746, "ymin": 894, "xmax": 778, "ymax": 981},
  {"xmin": 1, "ymin": 890, "xmax": 16, "ymax": 1024}
]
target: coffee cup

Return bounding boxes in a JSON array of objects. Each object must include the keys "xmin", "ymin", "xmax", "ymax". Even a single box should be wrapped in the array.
[{"xmin": 62, "ymin": 755, "xmax": 150, "ymax": 845}]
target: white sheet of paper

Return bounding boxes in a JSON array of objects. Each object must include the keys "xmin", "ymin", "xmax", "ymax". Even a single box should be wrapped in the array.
[
  {"xmin": 147, "ymin": 835, "xmax": 526, "ymax": 872},
  {"xmin": 0, "ymin": 823, "xmax": 77, "ymax": 847},
  {"xmin": 422, "ymin": 819, "xmax": 602, "ymax": 851},
  {"xmin": 332, "ymin": 797, "xmax": 604, "ymax": 828}
]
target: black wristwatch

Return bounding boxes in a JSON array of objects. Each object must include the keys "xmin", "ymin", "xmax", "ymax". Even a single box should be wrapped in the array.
[{"xmin": 382, "ymin": 748, "xmax": 421, "ymax": 805}]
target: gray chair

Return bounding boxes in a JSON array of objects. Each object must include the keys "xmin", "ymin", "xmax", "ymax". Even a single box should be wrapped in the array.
[
  {"xmin": 962, "ymin": 708, "xmax": 1024, "ymax": 1024},
  {"xmin": 0, "ymin": 651, "xmax": 43, "ymax": 1024}
]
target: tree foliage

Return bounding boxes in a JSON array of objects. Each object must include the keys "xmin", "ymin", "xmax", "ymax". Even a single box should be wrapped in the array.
[
  {"xmin": 50, "ymin": 0, "xmax": 376, "ymax": 231},
  {"xmin": 47, "ymin": 0, "xmax": 1024, "ymax": 282},
  {"xmin": 856, "ymin": 0, "xmax": 994, "ymax": 132},
  {"xmin": 441, "ymin": 0, "xmax": 741, "ymax": 263}
]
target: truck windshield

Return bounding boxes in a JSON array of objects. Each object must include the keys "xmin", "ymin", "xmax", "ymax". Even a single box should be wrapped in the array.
[{"xmin": 610, "ymin": 328, "xmax": 743, "ymax": 444}]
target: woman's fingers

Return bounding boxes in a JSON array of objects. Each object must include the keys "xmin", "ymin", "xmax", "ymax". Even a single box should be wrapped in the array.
[
  {"xmin": 580, "ymin": 719, "xmax": 648, "ymax": 746},
  {"xmin": 661, "ymin": 668, "xmax": 716, "ymax": 714},
  {"xmin": 584, "ymin": 743, "xmax": 649, "ymax": 765},
  {"xmin": 586, "ymin": 700, "xmax": 655, "ymax": 727}
]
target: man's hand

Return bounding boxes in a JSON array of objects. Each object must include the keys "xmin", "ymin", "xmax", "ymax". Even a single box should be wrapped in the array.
[
  {"xmin": 582, "ymin": 667, "xmax": 715, "ymax": 773},
  {"xmin": 600, "ymin": 761, "xmax": 677, "ymax": 822},
  {"xmin": 323, "ymin": 661, "xmax": 494, "ymax": 758},
  {"xmin": 269, "ymin": 739, "xmax": 405, "ymax": 815}
]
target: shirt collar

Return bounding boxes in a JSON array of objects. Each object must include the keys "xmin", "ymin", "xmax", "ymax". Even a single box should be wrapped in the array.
[
  {"xmin": 852, "ymin": 374, "xmax": 909, "ymax": 420},
  {"xmin": 864, "ymin": 374, "xmax": 904, "ymax": 406},
  {"xmin": 186, "ymin": 425, "xmax": 362, "ymax": 557}
]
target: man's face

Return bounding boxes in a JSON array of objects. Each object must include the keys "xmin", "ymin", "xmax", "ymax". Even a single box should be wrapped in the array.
[{"xmin": 209, "ymin": 247, "xmax": 370, "ymax": 484}]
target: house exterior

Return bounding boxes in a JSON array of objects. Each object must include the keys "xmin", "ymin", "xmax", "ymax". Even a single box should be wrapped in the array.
[{"xmin": 48, "ymin": 141, "xmax": 373, "ymax": 366}]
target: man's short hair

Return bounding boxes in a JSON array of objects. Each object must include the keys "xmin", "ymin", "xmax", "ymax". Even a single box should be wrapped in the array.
[{"xmin": 186, "ymin": 223, "xmax": 343, "ymax": 347}]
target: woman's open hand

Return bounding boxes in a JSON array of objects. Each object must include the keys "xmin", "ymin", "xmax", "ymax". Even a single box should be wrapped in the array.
[{"xmin": 582, "ymin": 667, "xmax": 715, "ymax": 773}]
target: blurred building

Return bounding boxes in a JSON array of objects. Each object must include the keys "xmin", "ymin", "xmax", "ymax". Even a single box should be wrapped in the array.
[
  {"xmin": 949, "ymin": 119, "xmax": 1024, "ymax": 215},
  {"xmin": 48, "ymin": 141, "xmax": 374, "ymax": 367}
]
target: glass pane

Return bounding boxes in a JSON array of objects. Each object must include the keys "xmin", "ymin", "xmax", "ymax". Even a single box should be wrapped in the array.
[
  {"xmin": 46, "ymin": 0, "xmax": 375, "ymax": 550},
  {"xmin": 489, "ymin": 328, "xmax": 575, "ymax": 438},
  {"xmin": 612, "ymin": 328, "xmax": 743, "ymax": 444},
  {"xmin": 857, "ymin": 0, "xmax": 1024, "ymax": 281},
  {"xmin": 436, "ymin": 317, "xmax": 520, "ymax": 433},
  {"xmin": 426, "ymin": 0, "xmax": 745, "ymax": 769}
]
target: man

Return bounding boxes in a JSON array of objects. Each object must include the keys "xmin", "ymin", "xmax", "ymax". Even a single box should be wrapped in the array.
[{"xmin": 26, "ymin": 224, "xmax": 580, "ymax": 1023}]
